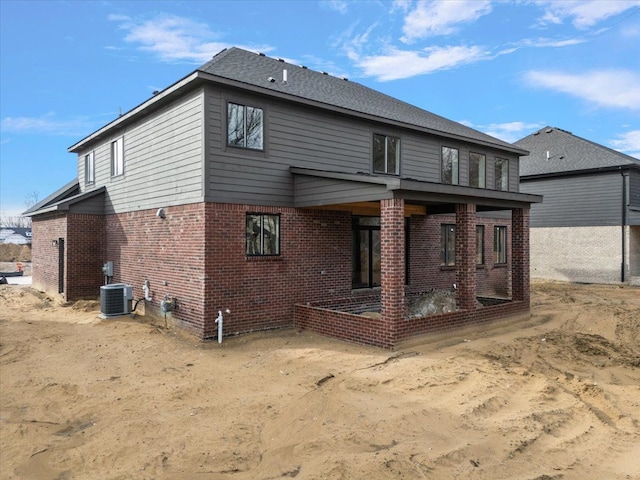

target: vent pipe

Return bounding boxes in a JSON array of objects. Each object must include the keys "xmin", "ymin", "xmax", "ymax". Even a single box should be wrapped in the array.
[{"xmin": 283, "ymin": 69, "xmax": 288, "ymax": 84}]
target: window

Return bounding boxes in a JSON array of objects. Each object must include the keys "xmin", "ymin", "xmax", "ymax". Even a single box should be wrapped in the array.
[
  {"xmin": 441, "ymin": 224, "xmax": 456, "ymax": 266},
  {"xmin": 111, "ymin": 137, "xmax": 124, "ymax": 176},
  {"xmin": 494, "ymin": 226, "xmax": 507, "ymax": 264},
  {"xmin": 442, "ymin": 146, "xmax": 459, "ymax": 185},
  {"xmin": 476, "ymin": 225, "xmax": 484, "ymax": 265},
  {"xmin": 373, "ymin": 134, "xmax": 400, "ymax": 175},
  {"xmin": 85, "ymin": 151, "xmax": 95, "ymax": 185},
  {"xmin": 469, "ymin": 152, "xmax": 486, "ymax": 188},
  {"xmin": 246, "ymin": 213, "xmax": 279, "ymax": 256},
  {"xmin": 228, "ymin": 103, "xmax": 264, "ymax": 150},
  {"xmin": 495, "ymin": 157, "xmax": 509, "ymax": 191}
]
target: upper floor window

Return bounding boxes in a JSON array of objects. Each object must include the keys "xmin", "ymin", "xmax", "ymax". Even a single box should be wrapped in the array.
[
  {"xmin": 111, "ymin": 137, "xmax": 124, "ymax": 177},
  {"xmin": 441, "ymin": 224, "xmax": 455, "ymax": 266},
  {"xmin": 494, "ymin": 225, "xmax": 507, "ymax": 264},
  {"xmin": 85, "ymin": 151, "xmax": 95, "ymax": 185},
  {"xmin": 476, "ymin": 225, "xmax": 484, "ymax": 265},
  {"xmin": 469, "ymin": 152, "xmax": 486, "ymax": 188},
  {"xmin": 495, "ymin": 157, "xmax": 509, "ymax": 191},
  {"xmin": 373, "ymin": 134, "xmax": 400, "ymax": 175},
  {"xmin": 442, "ymin": 146, "xmax": 459, "ymax": 185},
  {"xmin": 228, "ymin": 103, "xmax": 264, "ymax": 150},
  {"xmin": 246, "ymin": 213, "xmax": 280, "ymax": 256}
]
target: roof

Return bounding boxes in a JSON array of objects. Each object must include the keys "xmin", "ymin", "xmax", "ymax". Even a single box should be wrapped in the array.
[
  {"xmin": 70, "ymin": 47, "xmax": 526, "ymax": 155},
  {"xmin": 23, "ymin": 180, "xmax": 105, "ymax": 217},
  {"xmin": 516, "ymin": 126, "xmax": 640, "ymax": 177}
]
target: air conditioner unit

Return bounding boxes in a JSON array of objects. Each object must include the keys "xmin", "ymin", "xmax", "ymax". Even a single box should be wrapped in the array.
[{"xmin": 100, "ymin": 283, "xmax": 133, "ymax": 318}]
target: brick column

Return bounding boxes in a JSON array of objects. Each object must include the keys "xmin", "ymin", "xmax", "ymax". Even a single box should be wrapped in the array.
[
  {"xmin": 512, "ymin": 207, "xmax": 530, "ymax": 303},
  {"xmin": 455, "ymin": 203, "xmax": 476, "ymax": 310},
  {"xmin": 381, "ymin": 198, "xmax": 405, "ymax": 345}
]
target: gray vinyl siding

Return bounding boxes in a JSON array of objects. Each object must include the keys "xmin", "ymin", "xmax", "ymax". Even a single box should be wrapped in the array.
[
  {"xmin": 630, "ymin": 170, "xmax": 640, "ymax": 208},
  {"xmin": 78, "ymin": 88, "xmax": 205, "ymax": 214},
  {"xmin": 68, "ymin": 194, "xmax": 105, "ymax": 215},
  {"xmin": 204, "ymin": 86, "xmax": 521, "ymax": 206},
  {"xmin": 521, "ymin": 171, "xmax": 623, "ymax": 227},
  {"xmin": 293, "ymin": 176, "xmax": 390, "ymax": 207}
]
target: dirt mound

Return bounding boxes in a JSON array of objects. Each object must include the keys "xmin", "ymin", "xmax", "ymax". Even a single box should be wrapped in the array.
[{"xmin": 0, "ymin": 243, "xmax": 31, "ymax": 262}]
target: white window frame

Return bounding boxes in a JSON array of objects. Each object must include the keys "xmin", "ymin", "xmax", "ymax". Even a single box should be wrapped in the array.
[
  {"xmin": 442, "ymin": 146, "xmax": 459, "ymax": 185},
  {"xmin": 84, "ymin": 151, "xmax": 95, "ymax": 185},
  {"xmin": 469, "ymin": 152, "xmax": 486, "ymax": 188},
  {"xmin": 111, "ymin": 137, "xmax": 124, "ymax": 177},
  {"xmin": 495, "ymin": 157, "xmax": 509, "ymax": 191},
  {"xmin": 227, "ymin": 102, "xmax": 264, "ymax": 150},
  {"xmin": 372, "ymin": 134, "xmax": 400, "ymax": 175}
]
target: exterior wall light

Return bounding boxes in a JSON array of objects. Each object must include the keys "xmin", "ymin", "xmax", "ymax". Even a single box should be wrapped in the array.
[
  {"xmin": 51, "ymin": 239, "xmax": 59, "ymax": 247},
  {"xmin": 156, "ymin": 208, "xmax": 166, "ymax": 219}
]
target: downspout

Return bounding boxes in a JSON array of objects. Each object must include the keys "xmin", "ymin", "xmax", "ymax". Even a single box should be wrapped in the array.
[{"xmin": 621, "ymin": 168, "xmax": 629, "ymax": 283}]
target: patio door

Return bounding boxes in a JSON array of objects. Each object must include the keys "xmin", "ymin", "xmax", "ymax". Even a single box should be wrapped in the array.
[{"xmin": 352, "ymin": 217, "xmax": 381, "ymax": 289}]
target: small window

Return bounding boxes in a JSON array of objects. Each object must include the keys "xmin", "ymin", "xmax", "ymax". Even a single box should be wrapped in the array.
[
  {"xmin": 111, "ymin": 137, "xmax": 124, "ymax": 177},
  {"xmin": 442, "ymin": 146, "xmax": 459, "ymax": 185},
  {"xmin": 228, "ymin": 103, "xmax": 264, "ymax": 150},
  {"xmin": 246, "ymin": 213, "xmax": 280, "ymax": 256},
  {"xmin": 476, "ymin": 225, "xmax": 484, "ymax": 265},
  {"xmin": 494, "ymin": 226, "xmax": 507, "ymax": 264},
  {"xmin": 469, "ymin": 152, "xmax": 486, "ymax": 188},
  {"xmin": 373, "ymin": 134, "xmax": 400, "ymax": 175},
  {"xmin": 441, "ymin": 224, "xmax": 455, "ymax": 266},
  {"xmin": 495, "ymin": 157, "xmax": 509, "ymax": 191},
  {"xmin": 85, "ymin": 151, "xmax": 95, "ymax": 185}
]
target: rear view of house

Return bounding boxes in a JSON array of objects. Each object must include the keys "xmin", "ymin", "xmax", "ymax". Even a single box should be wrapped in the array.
[
  {"xmin": 517, "ymin": 127, "xmax": 640, "ymax": 285},
  {"xmin": 25, "ymin": 47, "xmax": 541, "ymax": 348}
]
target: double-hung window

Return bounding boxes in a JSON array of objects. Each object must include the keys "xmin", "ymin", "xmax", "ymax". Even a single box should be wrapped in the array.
[
  {"xmin": 111, "ymin": 137, "xmax": 124, "ymax": 177},
  {"xmin": 246, "ymin": 213, "xmax": 280, "ymax": 256},
  {"xmin": 228, "ymin": 102, "xmax": 264, "ymax": 150},
  {"xmin": 373, "ymin": 134, "xmax": 400, "ymax": 175},
  {"xmin": 494, "ymin": 226, "xmax": 507, "ymax": 264},
  {"xmin": 85, "ymin": 151, "xmax": 95, "ymax": 185},
  {"xmin": 441, "ymin": 224, "xmax": 456, "ymax": 266},
  {"xmin": 469, "ymin": 152, "xmax": 486, "ymax": 188},
  {"xmin": 495, "ymin": 157, "xmax": 509, "ymax": 191},
  {"xmin": 442, "ymin": 146, "xmax": 459, "ymax": 185},
  {"xmin": 476, "ymin": 225, "xmax": 484, "ymax": 265}
]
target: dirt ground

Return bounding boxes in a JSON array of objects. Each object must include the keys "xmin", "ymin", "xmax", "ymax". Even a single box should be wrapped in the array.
[{"xmin": 1, "ymin": 281, "xmax": 639, "ymax": 480}]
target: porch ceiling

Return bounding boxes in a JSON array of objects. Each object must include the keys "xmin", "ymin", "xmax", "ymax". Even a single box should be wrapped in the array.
[{"xmin": 291, "ymin": 167, "xmax": 542, "ymax": 213}]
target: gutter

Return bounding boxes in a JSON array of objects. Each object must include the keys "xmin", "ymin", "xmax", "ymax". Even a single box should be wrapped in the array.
[{"xmin": 621, "ymin": 168, "xmax": 629, "ymax": 282}]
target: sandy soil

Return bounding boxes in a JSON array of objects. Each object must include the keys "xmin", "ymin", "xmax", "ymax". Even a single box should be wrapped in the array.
[{"xmin": 1, "ymin": 281, "xmax": 639, "ymax": 480}]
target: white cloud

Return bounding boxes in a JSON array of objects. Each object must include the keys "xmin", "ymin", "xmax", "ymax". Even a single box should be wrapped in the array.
[
  {"xmin": 322, "ymin": 0, "xmax": 349, "ymax": 14},
  {"xmin": 356, "ymin": 45, "xmax": 489, "ymax": 81},
  {"xmin": 460, "ymin": 120, "xmax": 545, "ymax": 143},
  {"xmin": 610, "ymin": 130, "xmax": 640, "ymax": 159},
  {"xmin": 401, "ymin": 0, "xmax": 492, "ymax": 42},
  {"xmin": 535, "ymin": 0, "xmax": 640, "ymax": 29},
  {"xmin": 521, "ymin": 37, "xmax": 586, "ymax": 47},
  {"xmin": 110, "ymin": 14, "xmax": 271, "ymax": 64},
  {"xmin": 0, "ymin": 112, "xmax": 103, "ymax": 136},
  {"xmin": 525, "ymin": 69, "xmax": 640, "ymax": 110}
]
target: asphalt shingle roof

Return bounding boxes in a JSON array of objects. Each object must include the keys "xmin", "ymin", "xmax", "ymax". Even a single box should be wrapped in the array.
[
  {"xmin": 198, "ymin": 47, "xmax": 522, "ymax": 153},
  {"xmin": 515, "ymin": 126, "xmax": 640, "ymax": 177}
]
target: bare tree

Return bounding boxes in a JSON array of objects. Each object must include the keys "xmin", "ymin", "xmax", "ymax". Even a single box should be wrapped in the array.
[{"xmin": 0, "ymin": 191, "xmax": 39, "ymax": 228}]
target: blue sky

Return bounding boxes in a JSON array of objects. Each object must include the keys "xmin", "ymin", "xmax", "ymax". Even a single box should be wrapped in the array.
[{"xmin": 1, "ymin": 0, "xmax": 639, "ymax": 219}]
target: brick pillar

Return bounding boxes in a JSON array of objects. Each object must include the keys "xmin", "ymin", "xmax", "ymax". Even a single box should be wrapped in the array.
[
  {"xmin": 455, "ymin": 203, "xmax": 476, "ymax": 310},
  {"xmin": 381, "ymin": 198, "xmax": 405, "ymax": 346},
  {"xmin": 512, "ymin": 207, "xmax": 530, "ymax": 303}
]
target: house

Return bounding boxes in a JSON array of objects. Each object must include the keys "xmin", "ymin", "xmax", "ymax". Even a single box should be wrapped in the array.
[
  {"xmin": 516, "ymin": 127, "xmax": 640, "ymax": 285},
  {"xmin": 24, "ymin": 47, "xmax": 541, "ymax": 349},
  {"xmin": 0, "ymin": 227, "xmax": 32, "ymax": 245}
]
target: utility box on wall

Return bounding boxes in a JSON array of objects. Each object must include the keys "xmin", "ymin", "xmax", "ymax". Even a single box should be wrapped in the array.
[{"xmin": 100, "ymin": 283, "xmax": 133, "ymax": 317}]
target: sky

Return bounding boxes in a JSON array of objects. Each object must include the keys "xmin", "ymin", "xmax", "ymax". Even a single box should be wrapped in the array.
[{"xmin": 1, "ymin": 0, "xmax": 639, "ymax": 219}]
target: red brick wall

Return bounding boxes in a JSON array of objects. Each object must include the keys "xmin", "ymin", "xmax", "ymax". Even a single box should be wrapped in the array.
[
  {"xmin": 456, "ymin": 204, "xmax": 477, "ymax": 310},
  {"xmin": 66, "ymin": 214, "xmax": 105, "ymax": 299},
  {"xmin": 31, "ymin": 213, "xmax": 67, "ymax": 297}
]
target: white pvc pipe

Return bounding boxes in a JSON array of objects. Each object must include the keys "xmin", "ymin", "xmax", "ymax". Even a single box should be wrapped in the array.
[{"xmin": 215, "ymin": 309, "xmax": 230, "ymax": 344}]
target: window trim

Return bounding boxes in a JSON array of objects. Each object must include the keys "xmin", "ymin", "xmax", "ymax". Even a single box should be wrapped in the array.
[
  {"xmin": 246, "ymin": 213, "xmax": 280, "ymax": 257},
  {"xmin": 469, "ymin": 152, "xmax": 486, "ymax": 188},
  {"xmin": 84, "ymin": 151, "xmax": 95, "ymax": 185},
  {"xmin": 441, "ymin": 223, "xmax": 456, "ymax": 267},
  {"xmin": 372, "ymin": 133, "xmax": 400, "ymax": 175},
  {"xmin": 441, "ymin": 146, "xmax": 459, "ymax": 185},
  {"xmin": 494, "ymin": 225, "xmax": 507, "ymax": 265},
  {"xmin": 227, "ymin": 102, "xmax": 265, "ymax": 151},
  {"xmin": 111, "ymin": 137, "xmax": 124, "ymax": 177},
  {"xmin": 495, "ymin": 157, "xmax": 509, "ymax": 191},
  {"xmin": 476, "ymin": 224, "xmax": 485, "ymax": 266}
]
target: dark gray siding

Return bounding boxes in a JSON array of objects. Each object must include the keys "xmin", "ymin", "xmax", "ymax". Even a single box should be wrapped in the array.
[
  {"xmin": 521, "ymin": 171, "xmax": 623, "ymax": 227},
  {"xmin": 630, "ymin": 170, "xmax": 640, "ymax": 208},
  {"xmin": 204, "ymin": 86, "xmax": 521, "ymax": 206},
  {"xmin": 78, "ymin": 89, "xmax": 205, "ymax": 214},
  {"xmin": 293, "ymin": 176, "xmax": 390, "ymax": 207}
]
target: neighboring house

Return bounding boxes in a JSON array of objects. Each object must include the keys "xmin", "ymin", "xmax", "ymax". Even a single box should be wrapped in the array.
[
  {"xmin": 0, "ymin": 227, "xmax": 32, "ymax": 245},
  {"xmin": 516, "ymin": 127, "xmax": 640, "ymax": 285},
  {"xmin": 24, "ymin": 47, "xmax": 541, "ymax": 348}
]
